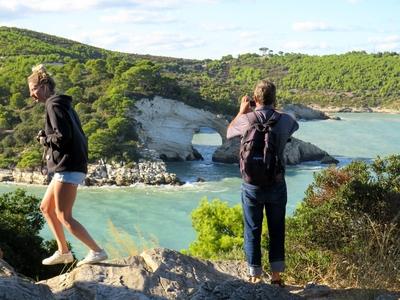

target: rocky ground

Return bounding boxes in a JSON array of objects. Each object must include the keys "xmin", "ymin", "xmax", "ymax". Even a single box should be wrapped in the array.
[{"xmin": 1, "ymin": 248, "xmax": 399, "ymax": 300}]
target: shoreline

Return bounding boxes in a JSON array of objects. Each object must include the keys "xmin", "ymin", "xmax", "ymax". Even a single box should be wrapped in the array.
[
  {"xmin": 0, "ymin": 160, "xmax": 182, "ymax": 187},
  {"xmin": 309, "ymin": 105, "xmax": 400, "ymax": 114}
]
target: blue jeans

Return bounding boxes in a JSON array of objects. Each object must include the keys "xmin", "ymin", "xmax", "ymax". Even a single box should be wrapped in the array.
[{"xmin": 241, "ymin": 181, "xmax": 287, "ymax": 276}]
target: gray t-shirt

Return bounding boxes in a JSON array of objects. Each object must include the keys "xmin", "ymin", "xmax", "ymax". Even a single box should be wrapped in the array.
[{"xmin": 227, "ymin": 105, "xmax": 299, "ymax": 164}]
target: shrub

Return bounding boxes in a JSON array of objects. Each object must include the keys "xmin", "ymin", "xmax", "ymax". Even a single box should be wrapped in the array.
[
  {"xmin": 286, "ymin": 155, "xmax": 400, "ymax": 289},
  {"xmin": 0, "ymin": 189, "xmax": 75, "ymax": 280},
  {"xmin": 186, "ymin": 197, "xmax": 244, "ymax": 260},
  {"xmin": 187, "ymin": 155, "xmax": 400, "ymax": 289},
  {"xmin": 16, "ymin": 147, "xmax": 42, "ymax": 170}
]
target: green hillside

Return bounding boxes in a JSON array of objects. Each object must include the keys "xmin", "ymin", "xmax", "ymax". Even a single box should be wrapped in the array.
[{"xmin": 0, "ymin": 27, "xmax": 399, "ymax": 168}]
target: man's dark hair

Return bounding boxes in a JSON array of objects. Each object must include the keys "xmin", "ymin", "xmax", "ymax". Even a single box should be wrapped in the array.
[{"xmin": 254, "ymin": 79, "xmax": 276, "ymax": 105}]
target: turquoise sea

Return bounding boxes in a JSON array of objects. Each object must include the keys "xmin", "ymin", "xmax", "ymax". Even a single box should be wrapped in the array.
[{"xmin": 0, "ymin": 113, "xmax": 399, "ymax": 258}]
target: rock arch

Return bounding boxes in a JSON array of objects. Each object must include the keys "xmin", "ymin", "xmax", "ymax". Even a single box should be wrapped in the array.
[{"xmin": 133, "ymin": 97, "xmax": 228, "ymax": 161}]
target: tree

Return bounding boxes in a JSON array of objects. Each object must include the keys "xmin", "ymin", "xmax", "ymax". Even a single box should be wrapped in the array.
[
  {"xmin": 88, "ymin": 128, "xmax": 116, "ymax": 161},
  {"xmin": 16, "ymin": 147, "xmax": 42, "ymax": 170},
  {"xmin": 186, "ymin": 198, "xmax": 244, "ymax": 259},
  {"xmin": 9, "ymin": 92, "xmax": 26, "ymax": 109},
  {"xmin": 0, "ymin": 189, "xmax": 74, "ymax": 279},
  {"xmin": 69, "ymin": 63, "xmax": 85, "ymax": 85},
  {"xmin": 259, "ymin": 47, "xmax": 269, "ymax": 56}
]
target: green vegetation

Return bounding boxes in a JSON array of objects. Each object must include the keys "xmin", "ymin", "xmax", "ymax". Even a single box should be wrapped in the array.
[
  {"xmin": 0, "ymin": 26, "xmax": 399, "ymax": 168},
  {"xmin": 186, "ymin": 155, "xmax": 400, "ymax": 289},
  {"xmin": 0, "ymin": 189, "xmax": 75, "ymax": 280}
]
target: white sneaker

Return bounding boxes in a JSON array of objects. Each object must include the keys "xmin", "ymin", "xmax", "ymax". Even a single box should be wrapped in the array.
[
  {"xmin": 77, "ymin": 249, "xmax": 108, "ymax": 267},
  {"xmin": 42, "ymin": 251, "xmax": 73, "ymax": 265}
]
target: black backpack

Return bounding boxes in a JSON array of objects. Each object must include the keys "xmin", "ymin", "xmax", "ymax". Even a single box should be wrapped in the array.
[{"xmin": 239, "ymin": 110, "xmax": 283, "ymax": 186}]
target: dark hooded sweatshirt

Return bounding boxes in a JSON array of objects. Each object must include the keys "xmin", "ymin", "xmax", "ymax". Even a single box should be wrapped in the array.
[{"xmin": 43, "ymin": 94, "xmax": 88, "ymax": 174}]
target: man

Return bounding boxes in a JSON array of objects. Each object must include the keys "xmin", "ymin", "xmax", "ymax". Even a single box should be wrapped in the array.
[{"xmin": 227, "ymin": 79, "xmax": 298, "ymax": 285}]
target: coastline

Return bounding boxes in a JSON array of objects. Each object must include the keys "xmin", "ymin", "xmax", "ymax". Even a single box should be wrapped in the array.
[
  {"xmin": 309, "ymin": 105, "xmax": 400, "ymax": 114},
  {"xmin": 0, "ymin": 160, "xmax": 182, "ymax": 187}
]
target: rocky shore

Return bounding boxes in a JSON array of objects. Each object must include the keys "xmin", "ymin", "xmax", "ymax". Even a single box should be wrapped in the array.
[
  {"xmin": 281, "ymin": 103, "xmax": 331, "ymax": 120},
  {"xmin": 1, "ymin": 248, "xmax": 399, "ymax": 300},
  {"xmin": 309, "ymin": 105, "xmax": 400, "ymax": 114},
  {"xmin": 213, "ymin": 137, "xmax": 339, "ymax": 165},
  {"xmin": 0, "ymin": 160, "xmax": 181, "ymax": 186}
]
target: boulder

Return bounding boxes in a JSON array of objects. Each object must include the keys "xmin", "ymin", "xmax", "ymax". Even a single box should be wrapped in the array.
[
  {"xmin": 284, "ymin": 137, "xmax": 339, "ymax": 165},
  {"xmin": 282, "ymin": 104, "xmax": 330, "ymax": 120},
  {"xmin": 213, "ymin": 137, "xmax": 339, "ymax": 165},
  {"xmin": 0, "ymin": 259, "xmax": 54, "ymax": 300}
]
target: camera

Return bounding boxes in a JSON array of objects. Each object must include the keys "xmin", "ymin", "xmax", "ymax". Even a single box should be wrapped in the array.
[
  {"xmin": 36, "ymin": 129, "xmax": 46, "ymax": 142},
  {"xmin": 249, "ymin": 99, "xmax": 256, "ymax": 108}
]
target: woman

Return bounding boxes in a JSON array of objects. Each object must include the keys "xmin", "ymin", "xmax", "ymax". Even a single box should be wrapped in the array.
[{"xmin": 28, "ymin": 64, "xmax": 107, "ymax": 267}]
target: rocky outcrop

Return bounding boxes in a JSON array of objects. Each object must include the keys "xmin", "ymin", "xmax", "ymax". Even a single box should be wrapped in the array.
[
  {"xmin": 42, "ymin": 248, "xmax": 297, "ymax": 300},
  {"xmin": 12, "ymin": 169, "xmax": 49, "ymax": 185},
  {"xmin": 132, "ymin": 97, "xmax": 229, "ymax": 161},
  {"xmin": 282, "ymin": 104, "xmax": 331, "ymax": 120},
  {"xmin": 0, "ymin": 259, "xmax": 54, "ymax": 300},
  {"xmin": 284, "ymin": 138, "xmax": 339, "ymax": 165},
  {"xmin": 1, "ymin": 249, "xmax": 399, "ymax": 299},
  {"xmin": 0, "ymin": 169, "xmax": 13, "ymax": 182},
  {"xmin": 132, "ymin": 98, "xmax": 338, "ymax": 165},
  {"xmin": 86, "ymin": 160, "xmax": 181, "ymax": 186},
  {"xmin": 0, "ymin": 160, "xmax": 181, "ymax": 186},
  {"xmin": 213, "ymin": 137, "xmax": 339, "ymax": 165},
  {"xmin": 308, "ymin": 105, "xmax": 400, "ymax": 114}
]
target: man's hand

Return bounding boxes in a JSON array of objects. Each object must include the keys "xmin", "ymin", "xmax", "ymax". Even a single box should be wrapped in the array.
[
  {"xmin": 227, "ymin": 95, "xmax": 253, "ymax": 136},
  {"xmin": 239, "ymin": 95, "xmax": 253, "ymax": 115}
]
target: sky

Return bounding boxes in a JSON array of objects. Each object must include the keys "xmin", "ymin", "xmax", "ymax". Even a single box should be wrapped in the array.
[{"xmin": 0, "ymin": 0, "xmax": 399, "ymax": 59}]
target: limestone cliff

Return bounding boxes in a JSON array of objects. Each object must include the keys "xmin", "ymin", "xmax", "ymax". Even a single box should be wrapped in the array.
[
  {"xmin": 132, "ymin": 97, "xmax": 338, "ymax": 165},
  {"xmin": 132, "ymin": 96, "xmax": 229, "ymax": 161}
]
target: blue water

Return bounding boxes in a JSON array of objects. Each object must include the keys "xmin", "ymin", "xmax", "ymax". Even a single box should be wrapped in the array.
[{"xmin": 0, "ymin": 113, "xmax": 399, "ymax": 258}]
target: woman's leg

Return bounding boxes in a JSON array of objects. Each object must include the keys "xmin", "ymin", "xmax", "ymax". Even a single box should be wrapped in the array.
[
  {"xmin": 40, "ymin": 180, "xmax": 69, "ymax": 253},
  {"xmin": 53, "ymin": 181, "xmax": 101, "ymax": 252}
]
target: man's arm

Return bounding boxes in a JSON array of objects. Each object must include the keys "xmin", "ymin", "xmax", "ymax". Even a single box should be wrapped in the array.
[{"xmin": 227, "ymin": 95, "xmax": 253, "ymax": 139}]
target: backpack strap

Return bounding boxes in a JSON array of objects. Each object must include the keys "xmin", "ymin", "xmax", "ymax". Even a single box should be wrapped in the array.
[
  {"xmin": 266, "ymin": 110, "xmax": 281, "ymax": 126},
  {"xmin": 245, "ymin": 111, "xmax": 259, "ymax": 126},
  {"xmin": 247, "ymin": 109, "xmax": 281, "ymax": 127}
]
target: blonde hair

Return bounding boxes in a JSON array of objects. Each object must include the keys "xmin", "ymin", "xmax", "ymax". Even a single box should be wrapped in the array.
[{"xmin": 28, "ymin": 64, "xmax": 56, "ymax": 93}]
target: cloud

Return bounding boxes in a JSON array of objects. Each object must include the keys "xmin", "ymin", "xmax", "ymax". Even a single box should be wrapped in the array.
[
  {"xmin": 0, "ymin": 0, "xmax": 99, "ymax": 13},
  {"xmin": 127, "ymin": 32, "xmax": 206, "ymax": 51},
  {"xmin": 0, "ymin": 0, "xmax": 220, "ymax": 20},
  {"xmin": 368, "ymin": 35, "xmax": 400, "ymax": 43},
  {"xmin": 282, "ymin": 40, "xmax": 330, "ymax": 51},
  {"xmin": 293, "ymin": 21, "xmax": 336, "ymax": 32},
  {"xmin": 100, "ymin": 9, "xmax": 177, "ymax": 24},
  {"xmin": 69, "ymin": 29, "xmax": 206, "ymax": 55},
  {"xmin": 368, "ymin": 35, "xmax": 400, "ymax": 52},
  {"xmin": 68, "ymin": 29, "xmax": 124, "ymax": 49}
]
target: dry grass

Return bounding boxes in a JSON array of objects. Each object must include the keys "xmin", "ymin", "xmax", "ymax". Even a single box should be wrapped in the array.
[
  {"xmin": 104, "ymin": 220, "xmax": 159, "ymax": 259},
  {"xmin": 286, "ymin": 217, "xmax": 400, "ymax": 290}
]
